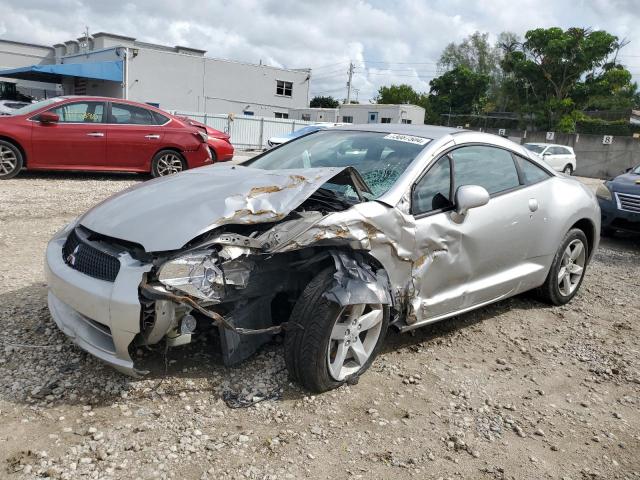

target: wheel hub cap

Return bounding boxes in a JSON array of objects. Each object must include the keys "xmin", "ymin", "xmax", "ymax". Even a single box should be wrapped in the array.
[
  {"xmin": 557, "ymin": 239, "xmax": 586, "ymax": 296},
  {"xmin": 327, "ymin": 304, "xmax": 383, "ymax": 381}
]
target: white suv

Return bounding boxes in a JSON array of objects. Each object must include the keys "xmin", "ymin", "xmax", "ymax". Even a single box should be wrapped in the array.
[{"xmin": 523, "ymin": 143, "xmax": 576, "ymax": 175}]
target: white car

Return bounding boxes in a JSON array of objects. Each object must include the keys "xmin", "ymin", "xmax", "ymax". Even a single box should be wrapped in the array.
[
  {"xmin": 267, "ymin": 123, "xmax": 347, "ymax": 148},
  {"xmin": 523, "ymin": 143, "xmax": 576, "ymax": 175},
  {"xmin": 0, "ymin": 100, "xmax": 31, "ymax": 115}
]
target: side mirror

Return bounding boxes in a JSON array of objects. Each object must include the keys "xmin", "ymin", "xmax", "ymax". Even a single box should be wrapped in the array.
[
  {"xmin": 455, "ymin": 185, "xmax": 490, "ymax": 216},
  {"xmin": 39, "ymin": 112, "xmax": 59, "ymax": 123}
]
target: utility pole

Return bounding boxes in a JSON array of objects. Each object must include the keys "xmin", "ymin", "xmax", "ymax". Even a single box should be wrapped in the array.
[{"xmin": 346, "ymin": 62, "xmax": 354, "ymax": 104}]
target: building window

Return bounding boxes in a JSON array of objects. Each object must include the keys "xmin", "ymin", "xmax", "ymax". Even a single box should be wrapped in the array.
[
  {"xmin": 301, "ymin": 114, "xmax": 311, "ymax": 121},
  {"xmin": 342, "ymin": 116, "xmax": 353, "ymax": 123},
  {"xmin": 401, "ymin": 119, "xmax": 412, "ymax": 124},
  {"xmin": 243, "ymin": 110, "xmax": 254, "ymax": 116},
  {"xmin": 276, "ymin": 80, "xmax": 293, "ymax": 97},
  {"xmin": 381, "ymin": 117, "xmax": 391, "ymax": 123},
  {"xmin": 274, "ymin": 112, "xmax": 289, "ymax": 119}
]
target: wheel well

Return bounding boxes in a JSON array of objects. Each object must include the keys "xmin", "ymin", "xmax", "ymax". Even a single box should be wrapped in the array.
[
  {"xmin": 153, "ymin": 147, "xmax": 184, "ymax": 159},
  {"xmin": 571, "ymin": 218, "xmax": 595, "ymax": 257},
  {"xmin": 0, "ymin": 136, "xmax": 26, "ymax": 165}
]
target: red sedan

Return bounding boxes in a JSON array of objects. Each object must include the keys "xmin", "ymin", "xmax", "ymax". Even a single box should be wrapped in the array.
[{"xmin": 0, "ymin": 96, "xmax": 234, "ymax": 179}]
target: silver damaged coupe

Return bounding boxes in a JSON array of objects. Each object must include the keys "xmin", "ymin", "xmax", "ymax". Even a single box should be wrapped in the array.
[{"xmin": 45, "ymin": 125, "xmax": 600, "ymax": 392}]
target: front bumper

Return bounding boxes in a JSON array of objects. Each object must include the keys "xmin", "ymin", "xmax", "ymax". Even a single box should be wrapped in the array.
[
  {"xmin": 45, "ymin": 229, "xmax": 152, "ymax": 375},
  {"xmin": 598, "ymin": 196, "xmax": 640, "ymax": 233},
  {"xmin": 208, "ymin": 138, "xmax": 234, "ymax": 161}
]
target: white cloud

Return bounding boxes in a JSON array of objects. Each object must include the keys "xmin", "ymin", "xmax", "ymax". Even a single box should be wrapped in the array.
[{"xmin": 0, "ymin": 0, "xmax": 638, "ymax": 103}]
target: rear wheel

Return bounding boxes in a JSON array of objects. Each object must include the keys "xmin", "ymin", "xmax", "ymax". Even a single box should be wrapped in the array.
[
  {"xmin": 0, "ymin": 140, "xmax": 23, "ymax": 179},
  {"xmin": 562, "ymin": 164, "xmax": 573, "ymax": 175},
  {"xmin": 536, "ymin": 228, "xmax": 588, "ymax": 305},
  {"xmin": 285, "ymin": 267, "xmax": 389, "ymax": 392},
  {"xmin": 151, "ymin": 150, "xmax": 186, "ymax": 177}
]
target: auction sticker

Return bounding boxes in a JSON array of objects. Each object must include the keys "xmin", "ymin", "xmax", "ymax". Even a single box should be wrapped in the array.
[{"xmin": 383, "ymin": 133, "xmax": 430, "ymax": 145}]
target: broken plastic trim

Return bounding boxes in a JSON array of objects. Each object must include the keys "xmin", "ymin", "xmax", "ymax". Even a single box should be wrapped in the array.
[
  {"xmin": 323, "ymin": 250, "xmax": 393, "ymax": 306},
  {"xmin": 140, "ymin": 277, "xmax": 302, "ymax": 336}
]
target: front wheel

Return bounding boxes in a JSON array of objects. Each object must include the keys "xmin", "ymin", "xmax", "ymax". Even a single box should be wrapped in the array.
[
  {"xmin": 536, "ymin": 228, "xmax": 588, "ymax": 305},
  {"xmin": 284, "ymin": 267, "xmax": 389, "ymax": 392},
  {"xmin": 0, "ymin": 140, "xmax": 23, "ymax": 179},
  {"xmin": 562, "ymin": 164, "xmax": 573, "ymax": 175},
  {"xmin": 151, "ymin": 150, "xmax": 186, "ymax": 177}
]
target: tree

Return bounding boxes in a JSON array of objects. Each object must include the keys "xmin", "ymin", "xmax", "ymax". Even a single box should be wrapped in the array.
[
  {"xmin": 310, "ymin": 96, "xmax": 339, "ymax": 108},
  {"xmin": 501, "ymin": 27, "xmax": 635, "ymax": 128},
  {"xmin": 428, "ymin": 66, "xmax": 491, "ymax": 122},
  {"xmin": 374, "ymin": 84, "xmax": 423, "ymax": 105},
  {"xmin": 374, "ymin": 84, "xmax": 432, "ymax": 122},
  {"xmin": 439, "ymin": 31, "xmax": 500, "ymax": 77},
  {"xmin": 439, "ymin": 31, "xmax": 520, "ymax": 113}
]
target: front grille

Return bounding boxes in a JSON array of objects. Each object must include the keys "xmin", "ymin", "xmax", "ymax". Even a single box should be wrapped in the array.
[
  {"xmin": 62, "ymin": 229, "xmax": 121, "ymax": 282},
  {"xmin": 617, "ymin": 192, "xmax": 640, "ymax": 213}
]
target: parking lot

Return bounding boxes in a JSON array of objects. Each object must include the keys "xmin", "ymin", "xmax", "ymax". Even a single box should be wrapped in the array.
[{"xmin": 0, "ymin": 170, "xmax": 639, "ymax": 480}]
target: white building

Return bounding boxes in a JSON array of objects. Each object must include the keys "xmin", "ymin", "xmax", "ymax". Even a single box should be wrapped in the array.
[
  {"xmin": 288, "ymin": 103, "xmax": 425, "ymax": 124},
  {"xmin": 0, "ymin": 33, "xmax": 311, "ymax": 115}
]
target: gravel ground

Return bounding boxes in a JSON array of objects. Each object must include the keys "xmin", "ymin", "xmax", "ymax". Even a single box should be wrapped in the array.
[{"xmin": 0, "ymin": 170, "xmax": 639, "ymax": 480}]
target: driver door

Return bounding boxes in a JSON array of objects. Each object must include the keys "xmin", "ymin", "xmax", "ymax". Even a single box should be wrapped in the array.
[
  {"xmin": 410, "ymin": 145, "xmax": 539, "ymax": 321},
  {"xmin": 31, "ymin": 100, "xmax": 107, "ymax": 168}
]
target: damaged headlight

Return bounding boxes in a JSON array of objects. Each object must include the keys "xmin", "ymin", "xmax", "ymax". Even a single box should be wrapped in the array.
[
  {"xmin": 158, "ymin": 250, "xmax": 224, "ymax": 301},
  {"xmin": 158, "ymin": 250, "xmax": 253, "ymax": 301}
]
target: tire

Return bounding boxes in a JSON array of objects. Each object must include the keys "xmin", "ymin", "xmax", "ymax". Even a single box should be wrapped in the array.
[
  {"xmin": 284, "ymin": 266, "xmax": 389, "ymax": 393},
  {"xmin": 209, "ymin": 147, "xmax": 217, "ymax": 163},
  {"xmin": 151, "ymin": 150, "xmax": 187, "ymax": 177},
  {"xmin": 0, "ymin": 140, "xmax": 23, "ymax": 180},
  {"xmin": 562, "ymin": 164, "xmax": 573, "ymax": 175},
  {"xmin": 536, "ymin": 228, "xmax": 588, "ymax": 305}
]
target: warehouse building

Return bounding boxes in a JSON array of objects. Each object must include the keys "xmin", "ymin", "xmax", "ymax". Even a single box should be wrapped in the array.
[
  {"xmin": 0, "ymin": 33, "xmax": 311, "ymax": 115},
  {"xmin": 288, "ymin": 103, "xmax": 425, "ymax": 124}
]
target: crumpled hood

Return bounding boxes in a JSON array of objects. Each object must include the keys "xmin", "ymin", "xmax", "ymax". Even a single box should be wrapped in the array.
[{"xmin": 80, "ymin": 164, "xmax": 349, "ymax": 252}]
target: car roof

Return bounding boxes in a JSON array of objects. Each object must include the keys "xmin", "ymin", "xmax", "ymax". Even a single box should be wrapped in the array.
[
  {"xmin": 525, "ymin": 142, "xmax": 572, "ymax": 148},
  {"xmin": 333, "ymin": 123, "xmax": 464, "ymax": 140}
]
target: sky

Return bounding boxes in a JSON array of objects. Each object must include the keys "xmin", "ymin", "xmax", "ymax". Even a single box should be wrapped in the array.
[{"xmin": 1, "ymin": 0, "xmax": 639, "ymax": 103}]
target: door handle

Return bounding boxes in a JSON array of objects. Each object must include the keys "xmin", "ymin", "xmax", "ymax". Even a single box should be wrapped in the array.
[
  {"xmin": 529, "ymin": 198, "xmax": 539, "ymax": 212},
  {"xmin": 145, "ymin": 134, "xmax": 160, "ymax": 140},
  {"xmin": 86, "ymin": 132, "xmax": 104, "ymax": 137}
]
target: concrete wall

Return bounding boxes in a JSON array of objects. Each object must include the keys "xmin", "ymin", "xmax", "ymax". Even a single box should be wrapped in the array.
[
  {"xmin": 125, "ymin": 48, "xmax": 309, "ymax": 113},
  {"xmin": 0, "ymin": 39, "xmax": 59, "ymax": 98},
  {"xmin": 524, "ymin": 131, "xmax": 640, "ymax": 178},
  {"xmin": 338, "ymin": 104, "xmax": 425, "ymax": 124},
  {"xmin": 289, "ymin": 108, "xmax": 339, "ymax": 122}
]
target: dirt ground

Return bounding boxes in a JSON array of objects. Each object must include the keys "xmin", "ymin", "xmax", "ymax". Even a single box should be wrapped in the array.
[{"xmin": 0, "ymin": 170, "xmax": 639, "ymax": 480}]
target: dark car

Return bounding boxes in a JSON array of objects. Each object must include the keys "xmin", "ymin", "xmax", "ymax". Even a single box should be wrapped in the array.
[
  {"xmin": 596, "ymin": 164, "xmax": 640, "ymax": 235},
  {"xmin": 0, "ymin": 96, "xmax": 219, "ymax": 179}
]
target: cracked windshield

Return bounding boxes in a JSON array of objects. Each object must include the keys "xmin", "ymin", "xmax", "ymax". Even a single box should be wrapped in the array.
[{"xmin": 247, "ymin": 130, "xmax": 431, "ymax": 199}]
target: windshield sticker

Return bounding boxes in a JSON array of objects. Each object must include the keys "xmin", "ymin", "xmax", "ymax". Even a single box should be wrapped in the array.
[{"xmin": 383, "ymin": 133, "xmax": 430, "ymax": 145}]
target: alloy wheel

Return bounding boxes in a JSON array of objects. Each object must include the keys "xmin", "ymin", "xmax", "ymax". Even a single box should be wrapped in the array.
[
  {"xmin": 156, "ymin": 153, "xmax": 184, "ymax": 176},
  {"xmin": 0, "ymin": 146, "xmax": 18, "ymax": 177},
  {"xmin": 327, "ymin": 303, "xmax": 384, "ymax": 381},
  {"xmin": 557, "ymin": 239, "xmax": 586, "ymax": 296}
]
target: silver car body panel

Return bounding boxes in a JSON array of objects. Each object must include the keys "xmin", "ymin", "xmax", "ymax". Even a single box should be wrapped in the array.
[
  {"xmin": 45, "ymin": 125, "xmax": 601, "ymax": 374},
  {"xmin": 45, "ymin": 226, "xmax": 152, "ymax": 375},
  {"xmin": 79, "ymin": 164, "xmax": 359, "ymax": 252}
]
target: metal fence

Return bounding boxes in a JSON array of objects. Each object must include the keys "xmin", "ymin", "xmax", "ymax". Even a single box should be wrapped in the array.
[{"xmin": 171, "ymin": 111, "xmax": 315, "ymax": 150}]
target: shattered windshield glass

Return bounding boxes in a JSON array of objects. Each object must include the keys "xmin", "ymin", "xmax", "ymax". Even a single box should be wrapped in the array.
[{"xmin": 247, "ymin": 130, "xmax": 431, "ymax": 199}]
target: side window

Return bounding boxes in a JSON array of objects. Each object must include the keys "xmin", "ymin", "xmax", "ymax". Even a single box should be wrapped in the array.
[
  {"xmin": 48, "ymin": 102, "xmax": 105, "ymax": 123},
  {"xmin": 412, "ymin": 156, "xmax": 453, "ymax": 214},
  {"xmin": 152, "ymin": 111, "xmax": 170, "ymax": 125},
  {"xmin": 110, "ymin": 104, "xmax": 157, "ymax": 125},
  {"xmin": 450, "ymin": 146, "xmax": 520, "ymax": 195},
  {"xmin": 517, "ymin": 157, "xmax": 551, "ymax": 184}
]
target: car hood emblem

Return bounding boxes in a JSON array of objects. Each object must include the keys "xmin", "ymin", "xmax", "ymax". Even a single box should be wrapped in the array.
[{"xmin": 67, "ymin": 245, "xmax": 80, "ymax": 266}]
